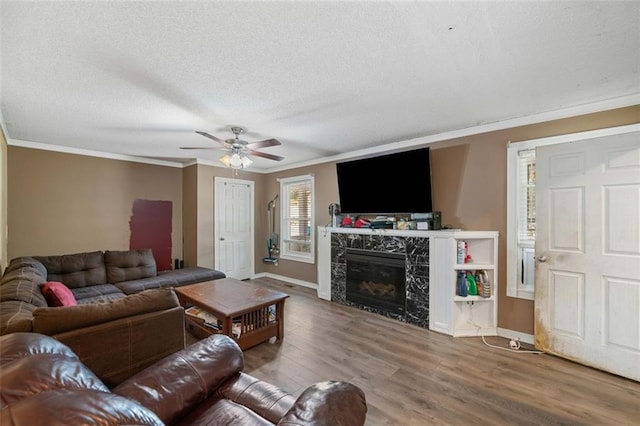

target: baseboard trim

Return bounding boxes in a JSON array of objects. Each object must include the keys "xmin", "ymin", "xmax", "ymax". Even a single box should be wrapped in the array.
[
  {"xmin": 497, "ymin": 328, "xmax": 535, "ymax": 345},
  {"xmin": 253, "ymin": 272, "xmax": 537, "ymax": 345},
  {"xmin": 252, "ymin": 272, "xmax": 318, "ymax": 290}
]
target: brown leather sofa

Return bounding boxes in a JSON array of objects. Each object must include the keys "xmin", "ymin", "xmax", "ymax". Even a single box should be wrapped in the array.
[{"xmin": 0, "ymin": 332, "xmax": 367, "ymax": 425}]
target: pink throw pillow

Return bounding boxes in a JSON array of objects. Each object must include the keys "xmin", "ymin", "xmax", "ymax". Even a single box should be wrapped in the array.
[{"xmin": 42, "ymin": 281, "xmax": 77, "ymax": 307}]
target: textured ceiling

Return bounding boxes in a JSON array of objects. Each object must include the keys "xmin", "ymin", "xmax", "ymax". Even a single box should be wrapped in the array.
[{"xmin": 1, "ymin": 1, "xmax": 639, "ymax": 171}]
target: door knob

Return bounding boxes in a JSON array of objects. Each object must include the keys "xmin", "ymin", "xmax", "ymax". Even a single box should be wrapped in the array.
[
  {"xmin": 220, "ymin": 237, "xmax": 225, "ymax": 241},
  {"xmin": 536, "ymin": 255, "xmax": 548, "ymax": 263}
]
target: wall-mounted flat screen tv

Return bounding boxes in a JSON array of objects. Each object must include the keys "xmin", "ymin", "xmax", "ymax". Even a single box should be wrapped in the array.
[{"xmin": 336, "ymin": 147, "xmax": 433, "ymax": 215}]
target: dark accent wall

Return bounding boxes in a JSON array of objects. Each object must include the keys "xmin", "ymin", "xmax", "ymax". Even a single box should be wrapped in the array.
[{"xmin": 129, "ymin": 199, "xmax": 173, "ymax": 271}]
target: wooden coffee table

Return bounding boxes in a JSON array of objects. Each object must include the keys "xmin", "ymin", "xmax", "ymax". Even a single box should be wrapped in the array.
[{"xmin": 174, "ymin": 278, "xmax": 289, "ymax": 350}]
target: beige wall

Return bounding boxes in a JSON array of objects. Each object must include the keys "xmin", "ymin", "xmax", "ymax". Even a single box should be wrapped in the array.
[
  {"xmin": 189, "ymin": 164, "xmax": 266, "ymax": 269},
  {"xmin": 0, "ymin": 128, "xmax": 7, "ymax": 274},
  {"xmin": 258, "ymin": 162, "xmax": 339, "ymax": 282},
  {"xmin": 182, "ymin": 165, "xmax": 198, "ymax": 267},
  {"xmin": 7, "ymin": 147, "xmax": 184, "ymax": 260}
]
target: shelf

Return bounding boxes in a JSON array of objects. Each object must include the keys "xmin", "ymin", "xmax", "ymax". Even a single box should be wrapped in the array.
[
  {"xmin": 429, "ymin": 231, "xmax": 498, "ymax": 337},
  {"xmin": 453, "ymin": 264, "xmax": 494, "ymax": 270},
  {"xmin": 454, "ymin": 295, "xmax": 494, "ymax": 302}
]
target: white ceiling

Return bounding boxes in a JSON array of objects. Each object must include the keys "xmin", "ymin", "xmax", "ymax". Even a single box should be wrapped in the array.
[{"xmin": 1, "ymin": 1, "xmax": 639, "ymax": 171}]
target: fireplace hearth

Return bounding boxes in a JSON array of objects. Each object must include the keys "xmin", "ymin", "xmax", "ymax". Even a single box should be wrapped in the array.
[{"xmin": 345, "ymin": 249, "xmax": 406, "ymax": 315}]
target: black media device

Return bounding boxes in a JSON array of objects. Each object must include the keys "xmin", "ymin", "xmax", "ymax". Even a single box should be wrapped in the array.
[{"xmin": 336, "ymin": 147, "xmax": 433, "ymax": 215}]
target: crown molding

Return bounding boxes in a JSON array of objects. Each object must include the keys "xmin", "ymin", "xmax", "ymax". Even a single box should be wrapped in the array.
[
  {"xmin": 7, "ymin": 139, "xmax": 185, "ymax": 168},
  {"xmin": 5, "ymin": 93, "xmax": 639, "ymax": 172},
  {"xmin": 264, "ymin": 93, "xmax": 640, "ymax": 173}
]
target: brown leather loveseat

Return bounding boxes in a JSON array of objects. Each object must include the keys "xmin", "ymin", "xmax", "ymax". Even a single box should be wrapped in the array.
[{"xmin": 0, "ymin": 332, "xmax": 367, "ymax": 425}]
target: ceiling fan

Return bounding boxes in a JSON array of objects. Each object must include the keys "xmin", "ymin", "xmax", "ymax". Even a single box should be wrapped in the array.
[{"xmin": 181, "ymin": 126, "xmax": 284, "ymax": 168}]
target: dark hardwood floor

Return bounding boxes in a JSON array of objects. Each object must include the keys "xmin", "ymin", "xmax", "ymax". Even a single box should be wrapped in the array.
[{"xmin": 189, "ymin": 277, "xmax": 640, "ymax": 425}]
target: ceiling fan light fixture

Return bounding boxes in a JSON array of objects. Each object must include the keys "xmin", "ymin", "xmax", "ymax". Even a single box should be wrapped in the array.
[
  {"xmin": 219, "ymin": 152, "xmax": 252, "ymax": 169},
  {"xmin": 230, "ymin": 153, "xmax": 242, "ymax": 168},
  {"xmin": 219, "ymin": 154, "xmax": 232, "ymax": 167}
]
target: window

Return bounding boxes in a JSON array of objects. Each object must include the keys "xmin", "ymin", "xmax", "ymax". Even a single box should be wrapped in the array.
[
  {"xmin": 518, "ymin": 150, "xmax": 536, "ymax": 240},
  {"xmin": 280, "ymin": 175, "xmax": 315, "ymax": 263},
  {"xmin": 507, "ymin": 145, "xmax": 537, "ymax": 300}
]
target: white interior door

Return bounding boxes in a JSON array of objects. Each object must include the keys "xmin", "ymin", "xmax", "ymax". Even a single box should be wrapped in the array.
[
  {"xmin": 214, "ymin": 177, "xmax": 254, "ymax": 280},
  {"xmin": 535, "ymin": 129, "xmax": 640, "ymax": 381}
]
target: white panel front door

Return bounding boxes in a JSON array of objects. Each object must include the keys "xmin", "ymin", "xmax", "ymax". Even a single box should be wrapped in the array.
[
  {"xmin": 214, "ymin": 178, "xmax": 254, "ymax": 280},
  {"xmin": 535, "ymin": 130, "xmax": 640, "ymax": 381}
]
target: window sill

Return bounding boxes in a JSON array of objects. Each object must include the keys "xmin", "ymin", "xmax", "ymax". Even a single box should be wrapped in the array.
[{"xmin": 280, "ymin": 254, "xmax": 315, "ymax": 264}]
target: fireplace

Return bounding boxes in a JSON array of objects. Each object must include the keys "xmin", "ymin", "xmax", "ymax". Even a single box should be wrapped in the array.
[{"xmin": 345, "ymin": 248, "xmax": 406, "ymax": 315}]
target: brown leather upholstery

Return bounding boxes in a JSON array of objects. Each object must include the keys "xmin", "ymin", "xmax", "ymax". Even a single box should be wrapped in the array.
[
  {"xmin": 0, "ymin": 332, "xmax": 163, "ymax": 425},
  {"xmin": 0, "ymin": 333, "xmax": 368, "ymax": 426}
]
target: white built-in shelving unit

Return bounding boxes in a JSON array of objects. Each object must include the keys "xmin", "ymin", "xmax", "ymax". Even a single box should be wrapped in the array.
[{"xmin": 429, "ymin": 231, "xmax": 499, "ymax": 337}]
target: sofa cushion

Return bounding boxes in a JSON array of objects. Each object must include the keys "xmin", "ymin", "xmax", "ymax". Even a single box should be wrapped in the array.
[
  {"xmin": 115, "ymin": 267, "xmax": 226, "ymax": 295},
  {"xmin": 32, "ymin": 288, "xmax": 180, "ymax": 335},
  {"xmin": 35, "ymin": 251, "xmax": 107, "ymax": 288},
  {"xmin": 4, "ymin": 257, "xmax": 48, "ymax": 278},
  {"xmin": 0, "ymin": 267, "xmax": 48, "ymax": 307},
  {"xmin": 114, "ymin": 275, "xmax": 178, "ymax": 295},
  {"xmin": 105, "ymin": 249, "xmax": 157, "ymax": 284},
  {"xmin": 159, "ymin": 267, "xmax": 226, "ymax": 286},
  {"xmin": 71, "ymin": 283, "xmax": 126, "ymax": 304},
  {"xmin": 42, "ymin": 282, "xmax": 78, "ymax": 307}
]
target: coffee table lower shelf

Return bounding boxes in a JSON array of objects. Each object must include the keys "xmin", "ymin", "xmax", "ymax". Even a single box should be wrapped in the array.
[{"xmin": 184, "ymin": 312, "xmax": 280, "ymax": 350}]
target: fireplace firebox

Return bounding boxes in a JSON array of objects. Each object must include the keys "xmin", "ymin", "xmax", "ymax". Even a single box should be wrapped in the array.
[{"xmin": 345, "ymin": 248, "xmax": 406, "ymax": 314}]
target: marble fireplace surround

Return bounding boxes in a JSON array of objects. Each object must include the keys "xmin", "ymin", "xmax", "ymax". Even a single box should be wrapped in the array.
[{"xmin": 330, "ymin": 230, "xmax": 430, "ymax": 328}]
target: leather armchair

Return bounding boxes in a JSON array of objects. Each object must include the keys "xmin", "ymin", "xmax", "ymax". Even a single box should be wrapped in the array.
[{"xmin": 0, "ymin": 332, "xmax": 367, "ymax": 425}]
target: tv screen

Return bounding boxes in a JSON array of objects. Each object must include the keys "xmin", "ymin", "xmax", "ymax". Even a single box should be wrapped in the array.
[{"xmin": 336, "ymin": 147, "xmax": 433, "ymax": 215}]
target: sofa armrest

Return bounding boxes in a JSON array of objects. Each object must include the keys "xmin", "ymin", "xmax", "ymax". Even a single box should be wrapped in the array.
[
  {"xmin": 216, "ymin": 372, "xmax": 296, "ymax": 423},
  {"xmin": 277, "ymin": 381, "xmax": 367, "ymax": 426},
  {"xmin": 113, "ymin": 334, "xmax": 244, "ymax": 425}
]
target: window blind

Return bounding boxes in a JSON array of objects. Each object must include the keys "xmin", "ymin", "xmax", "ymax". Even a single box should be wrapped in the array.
[{"xmin": 517, "ymin": 149, "xmax": 536, "ymax": 240}]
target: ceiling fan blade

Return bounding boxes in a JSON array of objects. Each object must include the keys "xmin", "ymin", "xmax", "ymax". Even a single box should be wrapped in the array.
[
  {"xmin": 246, "ymin": 138, "xmax": 281, "ymax": 150},
  {"xmin": 195, "ymin": 131, "xmax": 227, "ymax": 145},
  {"xmin": 180, "ymin": 146, "xmax": 227, "ymax": 150},
  {"xmin": 248, "ymin": 149, "xmax": 284, "ymax": 161}
]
